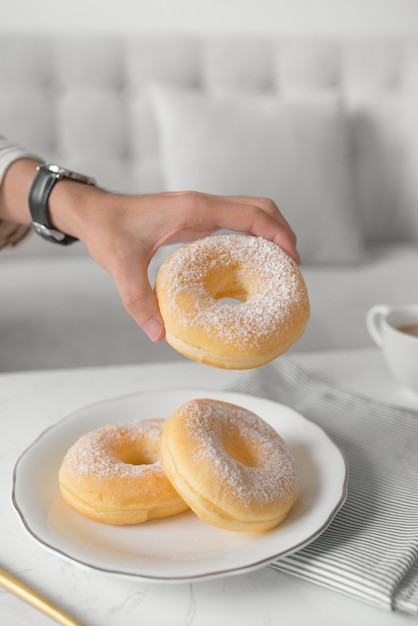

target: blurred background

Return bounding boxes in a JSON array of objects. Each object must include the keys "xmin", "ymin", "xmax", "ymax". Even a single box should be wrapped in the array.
[
  {"xmin": 2, "ymin": 0, "xmax": 418, "ymax": 37},
  {"xmin": 1, "ymin": 0, "xmax": 418, "ymax": 371}
]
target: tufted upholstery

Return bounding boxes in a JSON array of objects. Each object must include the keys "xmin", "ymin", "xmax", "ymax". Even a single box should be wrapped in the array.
[{"xmin": 1, "ymin": 34, "xmax": 418, "ymax": 247}]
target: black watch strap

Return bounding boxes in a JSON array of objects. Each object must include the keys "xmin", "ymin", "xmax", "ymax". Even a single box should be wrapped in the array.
[{"xmin": 29, "ymin": 164, "xmax": 95, "ymax": 245}]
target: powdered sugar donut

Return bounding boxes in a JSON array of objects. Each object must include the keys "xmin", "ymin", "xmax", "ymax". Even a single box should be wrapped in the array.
[
  {"xmin": 155, "ymin": 234, "xmax": 309, "ymax": 369},
  {"xmin": 161, "ymin": 398, "xmax": 298, "ymax": 532},
  {"xmin": 58, "ymin": 419, "xmax": 189, "ymax": 525}
]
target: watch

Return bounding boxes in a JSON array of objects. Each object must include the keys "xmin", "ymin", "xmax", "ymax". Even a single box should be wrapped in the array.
[{"xmin": 29, "ymin": 164, "xmax": 96, "ymax": 245}]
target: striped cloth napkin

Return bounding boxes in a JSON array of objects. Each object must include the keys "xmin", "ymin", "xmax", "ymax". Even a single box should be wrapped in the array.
[{"xmin": 230, "ymin": 357, "xmax": 418, "ymax": 614}]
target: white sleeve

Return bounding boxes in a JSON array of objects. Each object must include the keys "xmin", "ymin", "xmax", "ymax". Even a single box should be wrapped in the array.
[
  {"xmin": 0, "ymin": 135, "xmax": 41, "ymax": 185},
  {"xmin": 0, "ymin": 136, "xmax": 41, "ymax": 249}
]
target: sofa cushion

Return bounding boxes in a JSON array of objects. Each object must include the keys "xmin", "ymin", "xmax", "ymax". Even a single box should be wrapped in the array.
[{"xmin": 150, "ymin": 86, "xmax": 364, "ymax": 264}]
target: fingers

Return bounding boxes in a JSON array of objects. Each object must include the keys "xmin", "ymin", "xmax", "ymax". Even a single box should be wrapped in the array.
[
  {"xmin": 119, "ymin": 190, "xmax": 300, "ymax": 265},
  {"xmin": 202, "ymin": 194, "xmax": 300, "ymax": 264}
]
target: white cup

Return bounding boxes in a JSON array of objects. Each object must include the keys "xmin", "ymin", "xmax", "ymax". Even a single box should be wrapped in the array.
[{"xmin": 366, "ymin": 303, "xmax": 418, "ymax": 395}]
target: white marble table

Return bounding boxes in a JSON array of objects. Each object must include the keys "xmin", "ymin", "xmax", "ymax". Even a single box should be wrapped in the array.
[{"xmin": 1, "ymin": 348, "xmax": 417, "ymax": 626}]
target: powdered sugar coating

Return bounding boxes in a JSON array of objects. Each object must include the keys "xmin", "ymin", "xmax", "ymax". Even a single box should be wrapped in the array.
[
  {"xmin": 156, "ymin": 234, "xmax": 309, "ymax": 352},
  {"xmin": 60, "ymin": 420, "xmax": 164, "ymax": 483},
  {"xmin": 178, "ymin": 399, "xmax": 298, "ymax": 512}
]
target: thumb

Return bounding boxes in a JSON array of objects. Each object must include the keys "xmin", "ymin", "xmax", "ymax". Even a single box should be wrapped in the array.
[{"xmin": 111, "ymin": 260, "xmax": 165, "ymax": 343}]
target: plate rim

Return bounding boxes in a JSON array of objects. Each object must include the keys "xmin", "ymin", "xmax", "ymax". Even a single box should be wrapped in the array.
[{"xmin": 12, "ymin": 388, "xmax": 348, "ymax": 583}]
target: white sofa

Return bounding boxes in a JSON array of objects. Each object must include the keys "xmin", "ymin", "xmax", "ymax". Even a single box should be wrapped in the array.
[{"xmin": 1, "ymin": 34, "xmax": 418, "ymax": 371}]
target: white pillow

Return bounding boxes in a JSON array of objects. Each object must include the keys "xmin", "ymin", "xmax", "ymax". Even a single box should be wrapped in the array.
[{"xmin": 149, "ymin": 86, "xmax": 363, "ymax": 264}]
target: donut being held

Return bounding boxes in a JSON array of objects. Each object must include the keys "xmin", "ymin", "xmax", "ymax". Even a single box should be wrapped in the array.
[
  {"xmin": 59, "ymin": 419, "xmax": 189, "ymax": 525},
  {"xmin": 155, "ymin": 234, "xmax": 309, "ymax": 369},
  {"xmin": 160, "ymin": 398, "xmax": 298, "ymax": 532}
]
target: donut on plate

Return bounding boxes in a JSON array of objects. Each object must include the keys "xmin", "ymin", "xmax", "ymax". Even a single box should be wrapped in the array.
[
  {"xmin": 58, "ymin": 419, "xmax": 189, "ymax": 525},
  {"xmin": 160, "ymin": 398, "xmax": 298, "ymax": 532}
]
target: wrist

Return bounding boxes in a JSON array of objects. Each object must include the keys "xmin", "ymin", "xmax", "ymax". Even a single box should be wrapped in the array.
[
  {"xmin": 28, "ymin": 164, "xmax": 98, "ymax": 245},
  {"xmin": 47, "ymin": 177, "xmax": 106, "ymax": 241}
]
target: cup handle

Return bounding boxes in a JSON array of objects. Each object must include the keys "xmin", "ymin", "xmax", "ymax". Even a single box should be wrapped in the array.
[{"xmin": 366, "ymin": 305, "xmax": 390, "ymax": 347}]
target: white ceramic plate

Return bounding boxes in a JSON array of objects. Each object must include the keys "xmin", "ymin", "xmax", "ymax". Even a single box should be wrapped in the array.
[{"xmin": 12, "ymin": 389, "xmax": 347, "ymax": 582}]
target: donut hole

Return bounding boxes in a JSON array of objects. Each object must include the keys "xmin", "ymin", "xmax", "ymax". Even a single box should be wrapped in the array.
[
  {"xmin": 216, "ymin": 297, "xmax": 242, "ymax": 306},
  {"xmin": 222, "ymin": 434, "xmax": 261, "ymax": 468},
  {"xmin": 213, "ymin": 279, "xmax": 248, "ymax": 305},
  {"xmin": 118, "ymin": 441, "xmax": 160, "ymax": 466}
]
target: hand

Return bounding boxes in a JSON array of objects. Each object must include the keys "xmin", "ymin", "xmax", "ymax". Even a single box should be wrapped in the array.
[
  {"xmin": 0, "ymin": 158, "xmax": 299, "ymax": 342},
  {"xmin": 53, "ymin": 187, "xmax": 300, "ymax": 341}
]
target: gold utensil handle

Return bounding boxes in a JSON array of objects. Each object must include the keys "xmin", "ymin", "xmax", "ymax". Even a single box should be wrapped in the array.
[{"xmin": 0, "ymin": 566, "xmax": 84, "ymax": 626}]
